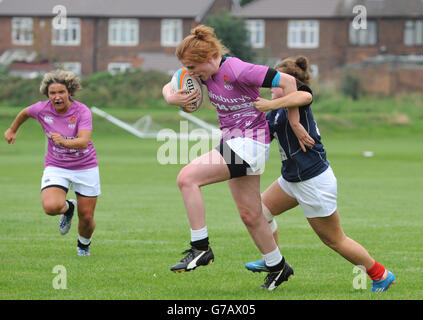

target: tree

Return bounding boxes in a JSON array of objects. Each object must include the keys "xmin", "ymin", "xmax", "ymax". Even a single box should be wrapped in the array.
[{"xmin": 206, "ymin": 9, "xmax": 255, "ymax": 62}]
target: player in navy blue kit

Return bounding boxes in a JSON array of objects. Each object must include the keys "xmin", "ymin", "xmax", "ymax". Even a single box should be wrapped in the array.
[{"xmin": 245, "ymin": 56, "xmax": 395, "ymax": 292}]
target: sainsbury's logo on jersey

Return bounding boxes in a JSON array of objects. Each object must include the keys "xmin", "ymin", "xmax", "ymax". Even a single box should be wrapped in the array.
[{"xmin": 208, "ymin": 90, "xmax": 254, "ymax": 111}]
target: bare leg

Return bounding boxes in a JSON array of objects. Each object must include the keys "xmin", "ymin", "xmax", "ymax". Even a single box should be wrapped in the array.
[
  {"xmin": 256, "ymin": 179, "xmax": 376, "ymax": 272},
  {"xmin": 261, "ymin": 179, "xmax": 299, "ymax": 246},
  {"xmin": 307, "ymin": 210, "xmax": 375, "ymax": 270},
  {"xmin": 75, "ymin": 194, "xmax": 97, "ymax": 239},
  {"xmin": 228, "ymin": 175, "xmax": 277, "ymax": 254},
  {"xmin": 177, "ymin": 149, "xmax": 230, "ymax": 230},
  {"xmin": 41, "ymin": 187, "xmax": 68, "ymax": 216}
]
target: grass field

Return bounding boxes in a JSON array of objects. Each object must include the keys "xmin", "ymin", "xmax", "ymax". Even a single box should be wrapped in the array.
[{"xmin": 0, "ymin": 104, "xmax": 422, "ymax": 301}]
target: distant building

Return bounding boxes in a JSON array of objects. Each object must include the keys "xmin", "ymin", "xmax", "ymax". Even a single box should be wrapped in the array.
[
  {"xmin": 1, "ymin": 0, "xmax": 423, "ymax": 94},
  {"xmin": 0, "ymin": 0, "xmax": 232, "ymax": 77},
  {"xmin": 234, "ymin": 0, "xmax": 423, "ymax": 93}
]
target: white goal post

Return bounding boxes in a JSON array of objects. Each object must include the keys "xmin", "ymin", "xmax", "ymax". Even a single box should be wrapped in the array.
[{"xmin": 90, "ymin": 106, "xmax": 221, "ymax": 140}]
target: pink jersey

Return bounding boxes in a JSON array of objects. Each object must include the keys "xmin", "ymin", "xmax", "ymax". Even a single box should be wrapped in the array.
[
  {"xmin": 28, "ymin": 100, "xmax": 98, "ymax": 170},
  {"xmin": 204, "ymin": 57, "xmax": 271, "ymax": 144}
]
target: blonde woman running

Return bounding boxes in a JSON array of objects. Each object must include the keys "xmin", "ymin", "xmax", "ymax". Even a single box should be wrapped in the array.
[{"xmin": 4, "ymin": 70, "xmax": 100, "ymax": 256}]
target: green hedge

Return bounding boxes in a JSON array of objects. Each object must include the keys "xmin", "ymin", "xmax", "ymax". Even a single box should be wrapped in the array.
[
  {"xmin": 0, "ymin": 72, "xmax": 44, "ymax": 107},
  {"xmin": 0, "ymin": 69, "xmax": 171, "ymax": 108}
]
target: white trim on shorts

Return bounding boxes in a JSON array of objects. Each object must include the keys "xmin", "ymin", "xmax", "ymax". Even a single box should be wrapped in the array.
[
  {"xmin": 226, "ymin": 137, "xmax": 270, "ymax": 175},
  {"xmin": 41, "ymin": 166, "xmax": 101, "ymax": 197},
  {"xmin": 277, "ymin": 166, "xmax": 337, "ymax": 218}
]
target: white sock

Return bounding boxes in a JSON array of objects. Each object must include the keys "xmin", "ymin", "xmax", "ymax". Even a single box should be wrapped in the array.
[
  {"xmin": 63, "ymin": 201, "xmax": 70, "ymax": 215},
  {"xmin": 78, "ymin": 234, "xmax": 92, "ymax": 245},
  {"xmin": 190, "ymin": 226, "xmax": 208, "ymax": 242},
  {"xmin": 263, "ymin": 247, "xmax": 283, "ymax": 267}
]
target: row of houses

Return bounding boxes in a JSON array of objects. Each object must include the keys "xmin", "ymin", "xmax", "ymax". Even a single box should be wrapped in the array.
[
  {"xmin": 1, "ymin": 0, "xmax": 423, "ymax": 93},
  {"xmin": 0, "ymin": 0, "xmax": 232, "ymax": 77}
]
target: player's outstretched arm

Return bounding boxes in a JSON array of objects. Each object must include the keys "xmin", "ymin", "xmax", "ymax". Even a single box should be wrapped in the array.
[
  {"xmin": 254, "ymin": 91, "xmax": 312, "ymax": 112},
  {"xmin": 4, "ymin": 107, "xmax": 30, "ymax": 145}
]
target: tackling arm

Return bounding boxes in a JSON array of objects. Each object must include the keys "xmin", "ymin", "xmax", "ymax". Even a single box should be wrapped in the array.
[{"xmin": 254, "ymin": 91, "xmax": 312, "ymax": 112}]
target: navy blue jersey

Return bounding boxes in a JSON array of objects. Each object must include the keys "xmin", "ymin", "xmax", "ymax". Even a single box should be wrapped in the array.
[{"xmin": 266, "ymin": 85, "xmax": 329, "ymax": 182}]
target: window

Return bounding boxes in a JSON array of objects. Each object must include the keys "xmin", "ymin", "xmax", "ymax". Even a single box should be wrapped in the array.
[
  {"xmin": 12, "ymin": 17, "xmax": 33, "ymax": 45},
  {"xmin": 310, "ymin": 64, "xmax": 319, "ymax": 79},
  {"xmin": 161, "ymin": 19, "xmax": 182, "ymax": 47},
  {"xmin": 109, "ymin": 19, "xmax": 139, "ymax": 46},
  {"xmin": 58, "ymin": 62, "xmax": 82, "ymax": 76},
  {"xmin": 245, "ymin": 20, "xmax": 265, "ymax": 48},
  {"xmin": 404, "ymin": 20, "xmax": 423, "ymax": 46},
  {"xmin": 288, "ymin": 20, "xmax": 319, "ymax": 48},
  {"xmin": 52, "ymin": 18, "xmax": 81, "ymax": 46},
  {"xmin": 349, "ymin": 20, "xmax": 377, "ymax": 46},
  {"xmin": 108, "ymin": 62, "xmax": 132, "ymax": 75}
]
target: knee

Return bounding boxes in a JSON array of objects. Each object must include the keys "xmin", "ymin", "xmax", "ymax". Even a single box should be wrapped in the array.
[
  {"xmin": 42, "ymin": 199, "xmax": 63, "ymax": 216},
  {"xmin": 321, "ymin": 237, "xmax": 336, "ymax": 250},
  {"xmin": 177, "ymin": 168, "xmax": 195, "ymax": 190},
  {"xmin": 239, "ymin": 207, "xmax": 262, "ymax": 228},
  {"xmin": 320, "ymin": 234, "xmax": 346, "ymax": 251},
  {"xmin": 78, "ymin": 211, "xmax": 95, "ymax": 226}
]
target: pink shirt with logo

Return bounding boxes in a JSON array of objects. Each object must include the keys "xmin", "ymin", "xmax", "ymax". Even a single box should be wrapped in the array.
[
  {"xmin": 28, "ymin": 100, "xmax": 98, "ymax": 170},
  {"xmin": 204, "ymin": 57, "xmax": 271, "ymax": 144}
]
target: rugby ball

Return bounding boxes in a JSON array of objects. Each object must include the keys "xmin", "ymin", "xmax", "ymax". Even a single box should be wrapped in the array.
[{"xmin": 170, "ymin": 67, "xmax": 203, "ymax": 113}]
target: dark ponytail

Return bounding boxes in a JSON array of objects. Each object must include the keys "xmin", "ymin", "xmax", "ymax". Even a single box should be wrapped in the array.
[{"xmin": 275, "ymin": 56, "xmax": 311, "ymax": 87}]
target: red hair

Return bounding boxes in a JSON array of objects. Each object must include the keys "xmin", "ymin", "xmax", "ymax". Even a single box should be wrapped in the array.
[{"xmin": 176, "ymin": 25, "xmax": 229, "ymax": 64}]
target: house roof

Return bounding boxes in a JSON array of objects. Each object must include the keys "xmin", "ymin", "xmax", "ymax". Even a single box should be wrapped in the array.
[
  {"xmin": 0, "ymin": 0, "xmax": 215, "ymax": 19},
  {"xmin": 3, "ymin": 0, "xmax": 422, "ymax": 20},
  {"xmin": 338, "ymin": 0, "xmax": 423, "ymax": 18},
  {"xmin": 233, "ymin": 0, "xmax": 341, "ymax": 18},
  {"xmin": 233, "ymin": 0, "xmax": 423, "ymax": 19}
]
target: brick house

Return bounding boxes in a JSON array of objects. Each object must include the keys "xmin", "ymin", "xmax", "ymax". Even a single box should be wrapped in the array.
[
  {"xmin": 0, "ymin": 0, "xmax": 232, "ymax": 77},
  {"xmin": 235, "ymin": 0, "xmax": 423, "ymax": 92},
  {"xmin": 1, "ymin": 0, "xmax": 423, "ymax": 94}
]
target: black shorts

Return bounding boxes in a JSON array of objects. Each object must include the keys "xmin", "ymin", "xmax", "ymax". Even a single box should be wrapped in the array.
[{"xmin": 215, "ymin": 141, "xmax": 250, "ymax": 179}]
